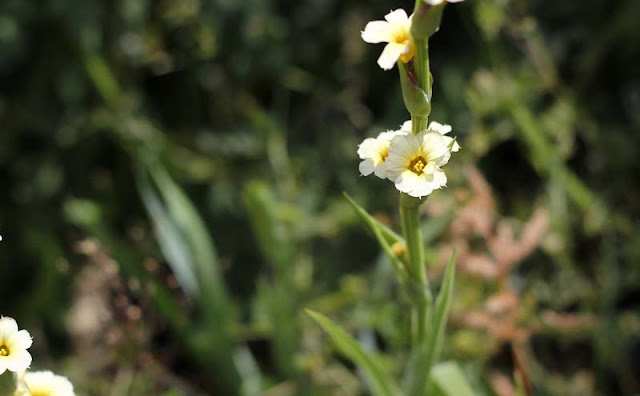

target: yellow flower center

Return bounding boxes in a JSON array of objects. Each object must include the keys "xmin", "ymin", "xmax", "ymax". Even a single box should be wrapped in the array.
[
  {"xmin": 0, "ymin": 345, "xmax": 9, "ymax": 356},
  {"xmin": 30, "ymin": 391, "xmax": 50, "ymax": 396},
  {"xmin": 393, "ymin": 29, "xmax": 414, "ymax": 63},
  {"xmin": 409, "ymin": 156, "xmax": 428, "ymax": 175},
  {"xmin": 380, "ymin": 147, "xmax": 390, "ymax": 162}
]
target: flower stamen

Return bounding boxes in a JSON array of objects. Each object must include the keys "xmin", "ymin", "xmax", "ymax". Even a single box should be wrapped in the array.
[
  {"xmin": 0, "ymin": 345, "xmax": 8, "ymax": 356},
  {"xmin": 409, "ymin": 156, "xmax": 428, "ymax": 175}
]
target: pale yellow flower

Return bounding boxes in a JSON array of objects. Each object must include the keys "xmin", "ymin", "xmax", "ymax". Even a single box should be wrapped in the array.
[
  {"xmin": 361, "ymin": 9, "xmax": 414, "ymax": 70},
  {"xmin": 0, "ymin": 317, "xmax": 32, "ymax": 375},
  {"xmin": 385, "ymin": 130, "xmax": 453, "ymax": 198},
  {"xmin": 16, "ymin": 371, "xmax": 75, "ymax": 396},
  {"xmin": 358, "ymin": 130, "xmax": 408, "ymax": 179}
]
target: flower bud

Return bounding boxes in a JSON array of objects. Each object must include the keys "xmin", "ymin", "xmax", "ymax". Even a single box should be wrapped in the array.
[
  {"xmin": 410, "ymin": 3, "xmax": 445, "ymax": 39},
  {"xmin": 398, "ymin": 62, "xmax": 431, "ymax": 117}
]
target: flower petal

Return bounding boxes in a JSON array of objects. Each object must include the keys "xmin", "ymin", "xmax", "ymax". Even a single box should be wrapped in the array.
[
  {"xmin": 373, "ymin": 163, "xmax": 388, "ymax": 179},
  {"xmin": 428, "ymin": 121, "xmax": 452, "ymax": 135},
  {"xmin": 377, "ymin": 43, "xmax": 406, "ymax": 70},
  {"xmin": 395, "ymin": 171, "xmax": 426, "ymax": 195},
  {"xmin": 361, "ymin": 21, "xmax": 392, "ymax": 44},
  {"xmin": 431, "ymin": 168, "xmax": 448, "ymax": 188},
  {"xmin": 0, "ymin": 317, "xmax": 18, "ymax": 340},
  {"xmin": 5, "ymin": 349, "xmax": 31, "ymax": 372},
  {"xmin": 419, "ymin": 131, "xmax": 451, "ymax": 166},
  {"xmin": 384, "ymin": 9, "xmax": 409, "ymax": 24},
  {"xmin": 359, "ymin": 158, "xmax": 375, "ymax": 176},
  {"xmin": 8, "ymin": 330, "xmax": 32, "ymax": 350}
]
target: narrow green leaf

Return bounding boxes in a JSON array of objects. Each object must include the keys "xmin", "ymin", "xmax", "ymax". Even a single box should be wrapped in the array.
[
  {"xmin": 406, "ymin": 250, "xmax": 457, "ymax": 396},
  {"xmin": 137, "ymin": 170, "xmax": 200, "ymax": 298},
  {"xmin": 344, "ymin": 192, "xmax": 407, "ymax": 277},
  {"xmin": 429, "ymin": 249, "xmax": 457, "ymax": 366},
  {"xmin": 430, "ymin": 362, "xmax": 474, "ymax": 396},
  {"xmin": 147, "ymin": 165, "xmax": 232, "ymax": 323},
  {"xmin": 233, "ymin": 346, "xmax": 264, "ymax": 396},
  {"xmin": 306, "ymin": 309, "xmax": 401, "ymax": 396}
]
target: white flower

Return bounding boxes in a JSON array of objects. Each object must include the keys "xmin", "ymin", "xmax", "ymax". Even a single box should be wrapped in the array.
[
  {"xmin": 423, "ymin": 0, "xmax": 465, "ymax": 5},
  {"xmin": 361, "ymin": 9, "xmax": 414, "ymax": 70},
  {"xmin": 17, "ymin": 371, "xmax": 75, "ymax": 396},
  {"xmin": 400, "ymin": 120, "xmax": 460, "ymax": 152},
  {"xmin": 0, "ymin": 317, "xmax": 32, "ymax": 375},
  {"xmin": 358, "ymin": 130, "xmax": 408, "ymax": 179},
  {"xmin": 385, "ymin": 130, "xmax": 453, "ymax": 198}
]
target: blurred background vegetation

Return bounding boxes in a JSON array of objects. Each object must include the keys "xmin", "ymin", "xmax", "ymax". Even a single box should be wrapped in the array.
[{"xmin": 1, "ymin": 0, "xmax": 639, "ymax": 394}]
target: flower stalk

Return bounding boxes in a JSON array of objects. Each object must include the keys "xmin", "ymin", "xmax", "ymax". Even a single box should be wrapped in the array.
[
  {"xmin": 399, "ymin": 195, "xmax": 431, "ymax": 344},
  {"xmin": 398, "ymin": 0, "xmax": 438, "ymax": 347},
  {"xmin": 337, "ymin": 3, "xmax": 466, "ymax": 391}
]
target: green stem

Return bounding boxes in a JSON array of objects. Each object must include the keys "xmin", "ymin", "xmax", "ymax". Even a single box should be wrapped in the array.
[
  {"xmin": 400, "ymin": 196, "xmax": 430, "ymax": 344},
  {"xmin": 413, "ymin": 39, "xmax": 430, "ymax": 98},
  {"xmin": 412, "ymin": 115, "xmax": 428, "ymax": 134},
  {"xmin": 400, "ymin": 202, "xmax": 425, "ymax": 283}
]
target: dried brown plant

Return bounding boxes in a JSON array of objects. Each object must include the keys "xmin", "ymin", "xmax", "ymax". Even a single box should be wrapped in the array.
[{"xmin": 426, "ymin": 167, "xmax": 593, "ymax": 394}]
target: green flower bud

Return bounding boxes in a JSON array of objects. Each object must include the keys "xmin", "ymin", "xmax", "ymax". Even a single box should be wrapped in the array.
[
  {"xmin": 410, "ymin": 3, "xmax": 446, "ymax": 39},
  {"xmin": 399, "ymin": 61, "xmax": 431, "ymax": 117}
]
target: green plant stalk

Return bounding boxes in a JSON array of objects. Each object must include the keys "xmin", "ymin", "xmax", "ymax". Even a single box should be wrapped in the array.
[
  {"xmin": 412, "ymin": 0, "xmax": 432, "ymax": 101},
  {"xmin": 412, "ymin": 115, "xmax": 428, "ymax": 133},
  {"xmin": 400, "ymin": 196, "xmax": 430, "ymax": 345},
  {"xmin": 414, "ymin": 39, "xmax": 431, "ymax": 100}
]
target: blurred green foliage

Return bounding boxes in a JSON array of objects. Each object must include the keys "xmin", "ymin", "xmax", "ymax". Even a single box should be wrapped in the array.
[{"xmin": 1, "ymin": 0, "xmax": 639, "ymax": 394}]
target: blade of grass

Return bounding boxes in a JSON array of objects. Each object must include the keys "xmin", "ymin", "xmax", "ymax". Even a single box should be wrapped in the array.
[
  {"xmin": 344, "ymin": 193, "xmax": 407, "ymax": 279},
  {"xmin": 429, "ymin": 362, "xmax": 474, "ymax": 396},
  {"xmin": 306, "ymin": 309, "xmax": 401, "ymax": 396},
  {"xmin": 137, "ymin": 169, "xmax": 200, "ymax": 299}
]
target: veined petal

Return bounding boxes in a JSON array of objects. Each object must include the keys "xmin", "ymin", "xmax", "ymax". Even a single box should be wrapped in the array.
[
  {"xmin": 373, "ymin": 162, "xmax": 388, "ymax": 179},
  {"xmin": 389, "ymin": 133, "xmax": 421, "ymax": 160},
  {"xmin": 395, "ymin": 171, "xmax": 427, "ymax": 195},
  {"xmin": 419, "ymin": 131, "xmax": 451, "ymax": 164},
  {"xmin": 384, "ymin": 9, "xmax": 409, "ymax": 24},
  {"xmin": 377, "ymin": 43, "xmax": 407, "ymax": 70},
  {"xmin": 361, "ymin": 21, "xmax": 393, "ymax": 43}
]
